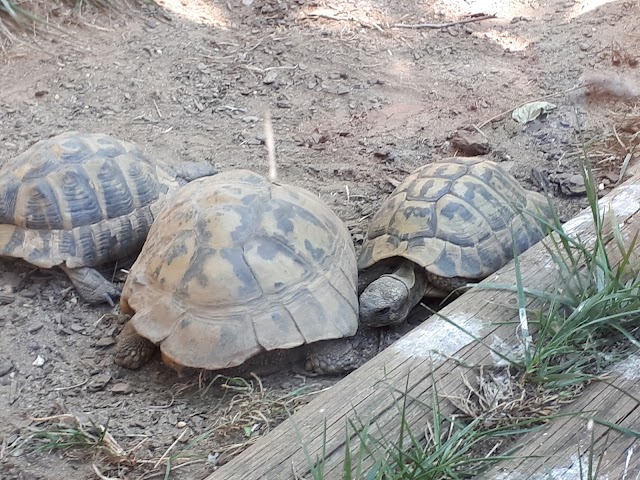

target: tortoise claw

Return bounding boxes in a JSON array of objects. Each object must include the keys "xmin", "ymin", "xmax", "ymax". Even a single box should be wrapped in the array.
[{"xmin": 104, "ymin": 293, "xmax": 116, "ymax": 308}]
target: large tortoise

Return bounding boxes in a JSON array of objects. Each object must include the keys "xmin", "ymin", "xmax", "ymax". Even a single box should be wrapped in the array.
[
  {"xmin": 114, "ymin": 169, "xmax": 359, "ymax": 372},
  {"xmin": 356, "ymin": 156, "xmax": 553, "ymax": 328},
  {"xmin": 0, "ymin": 131, "xmax": 216, "ymax": 306}
]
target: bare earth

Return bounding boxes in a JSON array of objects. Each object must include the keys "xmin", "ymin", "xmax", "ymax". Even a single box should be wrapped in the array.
[{"xmin": 0, "ymin": 0, "xmax": 638, "ymax": 478}]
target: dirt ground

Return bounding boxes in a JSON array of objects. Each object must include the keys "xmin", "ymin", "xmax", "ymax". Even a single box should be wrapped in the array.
[{"xmin": 0, "ymin": 0, "xmax": 638, "ymax": 478}]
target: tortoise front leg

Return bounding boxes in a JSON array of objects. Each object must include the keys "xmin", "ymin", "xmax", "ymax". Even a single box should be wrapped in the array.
[{"xmin": 59, "ymin": 265, "xmax": 121, "ymax": 306}]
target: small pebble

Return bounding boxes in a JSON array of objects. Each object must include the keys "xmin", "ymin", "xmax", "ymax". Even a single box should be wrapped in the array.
[
  {"xmin": 32, "ymin": 355, "xmax": 46, "ymax": 367},
  {"xmin": 28, "ymin": 322, "xmax": 44, "ymax": 333},
  {"xmin": 262, "ymin": 70, "xmax": 278, "ymax": 84},
  {"xmin": 95, "ymin": 337, "xmax": 116, "ymax": 347},
  {"xmin": 0, "ymin": 360, "xmax": 13, "ymax": 377},
  {"xmin": 89, "ymin": 373, "xmax": 112, "ymax": 390},
  {"xmin": 110, "ymin": 382, "xmax": 132, "ymax": 394}
]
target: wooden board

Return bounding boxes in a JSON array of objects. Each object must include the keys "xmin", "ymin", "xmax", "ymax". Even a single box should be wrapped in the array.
[
  {"xmin": 205, "ymin": 173, "xmax": 640, "ymax": 480},
  {"xmin": 479, "ymin": 351, "xmax": 640, "ymax": 479}
]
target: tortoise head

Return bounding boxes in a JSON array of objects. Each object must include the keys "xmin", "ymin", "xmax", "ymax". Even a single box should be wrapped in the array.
[
  {"xmin": 358, "ymin": 274, "xmax": 413, "ymax": 328},
  {"xmin": 358, "ymin": 260, "xmax": 429, "ymax": 328}
]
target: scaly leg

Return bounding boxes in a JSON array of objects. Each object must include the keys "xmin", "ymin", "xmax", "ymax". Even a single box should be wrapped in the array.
[{"xmin": 60, "ymin": 265, "xmax": 121, "ymax": 306}]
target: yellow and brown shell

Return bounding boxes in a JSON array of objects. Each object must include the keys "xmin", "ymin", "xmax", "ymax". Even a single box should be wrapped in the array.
[
  {"xmin": 358, "ymin": 157, "xmax": 552, "ymax": 280},
  {"xmin": 120, "ymin": 169, "xmax": 359, "ymax": 370},
  {"xmin": 0, "ymin": 131, "xmax": 178, "ymax": 269}
]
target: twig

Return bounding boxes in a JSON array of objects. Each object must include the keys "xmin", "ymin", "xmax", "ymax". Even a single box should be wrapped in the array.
[
  {"xmin": 619, "ymin": 152, "xmax": 632, "ymax": 185},
  {"xmin": 29, "ymin": 413, "xmax": 76, "ymax": 422},
  {"xmin": 472, "ymin": 124, "xmax": 488, "ymax": 138},
  {"xmin": 139, "ymin": 459, "xmax": 207, "ymax": 479},
  {"xmin": 305, "ymin": 10, "xmax": 383, "ymax": 31},
  {"xmin": 92, "ymin": 464, "xmax": 119, "ymax": 480},
  {"xmin": 476, "ymin": 85, "xmax": 585, "ymax": 129},
  {"xmin": 393, "ymin": 14, "xmax": 496, "ymax": 29},
  {"xmin": 264, "ymin": 111, "xmax": 277, "ymax": 182},
  {"xmin": 53, "ymin": 379, "xmax": 88, "ymax": 391},
  {"xmin": 80, "ymin": 21, "xmax": 115, "ymax": 32},
  {"xmin": 241, "ymin": 65, "xmax": 298, "ymax": 74},
  {"xmin": 153, "ymin": 428, "xmax": 188, "ymax": 469},
  {"xmin": 250, "ymin": 372, "xmax": 265, "ymax": 400},
  {"xmin": 386, "ymin": 176, "xmax": 401, "ymax": 188},
  {"xmin": 153, "ymin": 99, "xmax": 163, "ymax": 119}
]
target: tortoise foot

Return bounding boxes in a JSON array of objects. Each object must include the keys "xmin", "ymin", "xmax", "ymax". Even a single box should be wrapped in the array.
[
  {"xmin": 114, "ymin": 321, "xmax": 157, "ymax": 369},
  {"xmin": 60, "ymin": 266, "xmax": 121, "ymax": 306}
]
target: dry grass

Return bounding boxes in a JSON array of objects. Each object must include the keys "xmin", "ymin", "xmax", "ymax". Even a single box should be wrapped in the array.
[
  {"xmin": 564, "ymin": 110, "xmax": 640, "ymax": 192},
  {"xmin": 8, "ymin": 373, "xmax": 325, "ymax": 478},
  {"xmin": 445, "ymin": 366, "xmax": 584, "ymax": 430},
  {"xmin": 0, "ymin": 0, "xmax": 149, "ymax": 49}
]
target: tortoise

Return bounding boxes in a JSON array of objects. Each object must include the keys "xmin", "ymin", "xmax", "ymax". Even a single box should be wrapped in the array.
[
  {"xmin": 113, "ymin": 169, "xmax": 359, "ymax": 373},
  {"xmin": 0, "ymin": 131, "xmax": 217, "ymax": 306},
  {"xmin": 355, "ymin": 156, "xmax": 553, "ymax": 329}
]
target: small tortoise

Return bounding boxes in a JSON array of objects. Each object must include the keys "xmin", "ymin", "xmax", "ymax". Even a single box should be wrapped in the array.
[
  {"xmin": 356, "ymin": 157, "xmax": 553, "ymax": 328},
  {"xmin": 114, "ymin": 169, "xmax": 359, "ymax": 372},
  {"xmin": 0, "ymin": 132, "xmax": 216, "ymax": 306}
]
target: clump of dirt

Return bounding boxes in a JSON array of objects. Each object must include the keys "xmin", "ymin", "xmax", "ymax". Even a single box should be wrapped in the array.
[{"xmin": 1, "ymin": 0, "xmax": 639, "ymax": 478}]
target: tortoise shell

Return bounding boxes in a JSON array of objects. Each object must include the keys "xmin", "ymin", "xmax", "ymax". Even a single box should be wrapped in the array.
[
  {"xmin": 119, "ymin": 169, "xmax": 359, "ymax": 370},
  {"xmin": 358, "ymin": 157, "xmax": 552, "ymax": 280},
  {"xmin": 0, "ymin": 132, "xmax": 179, "ymax": 269}
]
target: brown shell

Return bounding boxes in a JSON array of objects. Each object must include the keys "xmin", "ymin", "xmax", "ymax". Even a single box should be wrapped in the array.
[
  {"xmin": 358, "ymin": 157, "xmax": 552, "ymax": 280},
  {"xmin": 0, "ymin": 131, "xmax": 179, "ymax": 269},
  {"xmin": 120, "ymin": 169, "xmax": 359, "ymax": 370}
]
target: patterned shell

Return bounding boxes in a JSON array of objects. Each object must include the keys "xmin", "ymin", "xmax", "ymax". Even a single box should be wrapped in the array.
[
  {"xmin": 358, "ymin": 157, "xmax": 552, "ymax": 279},
  {"xmin": 120, "ymin": 169, "xmax": 359, "ymax": 370},
  {"xmin": 0, "ymin": 132, "xmax": 178, "ymax": 269}
]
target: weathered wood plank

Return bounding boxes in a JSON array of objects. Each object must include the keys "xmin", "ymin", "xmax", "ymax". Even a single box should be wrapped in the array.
[
  {"xmin": 480, "ymin": 352, "xmax": 640, "ymax": 479},
  {"xmin": 206, "ymin": 174, "xmax": 640, "ymax": 480}
]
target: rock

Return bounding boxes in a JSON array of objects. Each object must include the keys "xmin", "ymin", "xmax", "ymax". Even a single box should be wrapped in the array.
[
  {"xmin": 110, "ymin": 382, "xmax": 132, "ymax": 394},
  {"xmin": 0, "ymin": 293, "xmax": 15, "ymax": 305},
  {"xmin": 32, "ymin": 355, "xmax": 46, "ymax": 367},
  {"xmin": 530, "ymin": 166, "xmax": 551, "ymax": 191},
  {"xmin": 262, "ymin": 70, "xmax": 278, "ymax": 84},
  {"xmin": 70, "ymin": 323, "xmax": 85, "ymax": 333},
  {"xmin": 95, "ymin": 337, "xmax": 116, "ymax": 347},
  {"xmin": 553, "ymin": 173, "xmax": 587, "ymax": 197},
  {"xmin": 0, "ymin": 359, "xmax": 13, "ymax": 377},
  {"xmin": 605, "ymin": 172, "xmax": 620, "ymax": 183},
  {"xmin": 449, "ymin": 129, "xmax": 491, "ymax": 156},
  {"xmin": 27, "ymin": 322, "xmax": 44, "ymax": 333},
  {"xmin": 88, "ymin": 373, "xmax": 112, "ymax": 391}
]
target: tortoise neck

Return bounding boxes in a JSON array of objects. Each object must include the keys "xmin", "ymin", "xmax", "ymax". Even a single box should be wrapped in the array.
[{"xmin": 383, "ymin": 259, "xmax": 429, "ymax": 310}]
